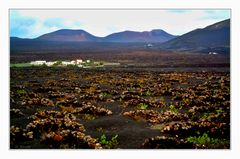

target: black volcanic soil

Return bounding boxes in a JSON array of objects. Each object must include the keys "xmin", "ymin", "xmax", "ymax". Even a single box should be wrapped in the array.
[
  {"xmin": 10, "ymin": 67, "xmax": 230, "ymax": 149},
  {"xmin": 10, "ymin": 50, "xmax": 230, "ymax": 67}
]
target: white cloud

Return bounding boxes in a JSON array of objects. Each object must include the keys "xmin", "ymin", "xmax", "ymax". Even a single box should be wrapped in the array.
[{"xmin": 11, "ymin": 9, "xmax": 230, "ymax": 38}]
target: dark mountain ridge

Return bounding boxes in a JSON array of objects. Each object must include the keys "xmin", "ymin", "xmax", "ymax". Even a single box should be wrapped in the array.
[{"xmin": 160, "ymin": 19, "xmax": 230, "ymax": 54}]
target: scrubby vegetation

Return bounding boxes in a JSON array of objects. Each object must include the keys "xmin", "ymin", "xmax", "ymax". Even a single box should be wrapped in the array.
[{"xmin": 10, "ymin": 67, "xmax": 230, "ymax": 149}]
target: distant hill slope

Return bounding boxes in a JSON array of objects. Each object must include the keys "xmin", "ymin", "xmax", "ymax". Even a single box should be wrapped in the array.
[
  {"xmin": 104, "ymin": 29, "xmax": 176, "ymax": 43},
  {"xmin": 160, "ymin": 19, "xmax": 230, "ymax": 54},
  {"xmin": 36, "ymin": 29, "xmax": 176, "ymax": 43},
  {"xmin": 37, "ymin": 29, "xmax": 101, "ymax": 42}
]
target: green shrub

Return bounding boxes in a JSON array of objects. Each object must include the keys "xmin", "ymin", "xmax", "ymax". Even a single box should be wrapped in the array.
[
  {"xmin": 186, "ymin": 133, "xmax": 229, "ymax": 145},
  {"xmin": 98, "ymin": 133, "xmax": 118, "ymax": 148},
  {"xmin": 53, "ymin": 60, "xmax": 62, "ymax": 66},
  {"xmin": 100, "ymin": 92, "xmax": 112, "ymax": 97},
  {"xmin": 137, "ymin": 103, "xmax": 148, "ymax": 109},
  {"xmin": 216, "ymin": 108, "xmax": 223, "ymax": 114},
  {"xmin": 16, "ymin": 89, "xmax": 27, "ymax": 96},
  {"xmin": 145, "ymin": 90, "xmax": 152, "ymax": 96},
  {"xmin": 201, "ymin": 112, "xmax": 214, "ymax": 119},
  {"xmin": 169, "ymin": 103, "xmax": 178, "ymax": 113}
]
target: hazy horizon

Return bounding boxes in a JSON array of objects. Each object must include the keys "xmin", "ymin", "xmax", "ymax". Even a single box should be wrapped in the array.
[{"xmin": 10, "ymin": 9, "xmax": 230, "ymax": 39}]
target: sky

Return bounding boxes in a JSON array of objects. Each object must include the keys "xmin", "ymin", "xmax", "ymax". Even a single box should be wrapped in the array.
[{"xmin": 10, "ymin": 9, "xmax": 230, "ymax": 38}]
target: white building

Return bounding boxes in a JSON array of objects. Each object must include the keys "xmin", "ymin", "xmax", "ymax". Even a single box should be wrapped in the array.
[
  {"xmin": 209, "ymin": 52, "xmax": 218, "ymax": 55},
  {"xmin": 30, "ymin": 61, "xmax": 46, "ymax": 65},
  {"xmin": 147, "ymin": 43, "xmax": 153, "ymax": 47},
  {"xmin": 62, "ymin": 61, "xmax": 73, "ymax": 65},
  {"xmin": 30, "ymin": 59, "xmax": 84, "ymax": 67},
  {"xmin": 76, "ymin": 59, "xmax": 83, "ymax": 64}
]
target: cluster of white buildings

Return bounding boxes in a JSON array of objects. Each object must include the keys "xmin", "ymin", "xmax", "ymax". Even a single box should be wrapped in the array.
[
  {"xmin": 30, "ymin": 59, "xmax": 84, "ymax": 67},
  {"xmin": 29, "ymin": 59, "xmax": 122, "ymax": 68}
]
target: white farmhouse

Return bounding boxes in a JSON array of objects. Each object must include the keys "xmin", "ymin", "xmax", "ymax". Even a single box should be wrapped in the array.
[
  {"xmin": 209, "ymin": 52, "xmax": 218, "ymax": 55},
  {"xmin": 70, "ymin": 60, "xmax": 76, "ymax": 65},
  {"xmin": 62, "ymin": 61, "xmax": 72, "ymax": 65},
  {"xmin": 76, "ymin": 59, "xmax": 83, "ymax": 64},
  {"xmin": 147, "ymin": 43, "xmax": 153, "ymax": 47},
  {"xmin": 30, "ymin": 61, "xmax": 46, "ymax": 65}
]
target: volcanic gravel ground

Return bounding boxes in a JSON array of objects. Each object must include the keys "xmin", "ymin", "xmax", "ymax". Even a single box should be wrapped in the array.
[{"xmin": 10, "ymin": 67, "xmax": 230, "ymax": 149}]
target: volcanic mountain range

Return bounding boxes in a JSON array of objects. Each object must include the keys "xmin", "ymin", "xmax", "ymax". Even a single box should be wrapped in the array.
[
  {"xmin": 10, "ymin": 19, "xmax": 230, "ymax": 54},
  {"xmin": 36, "ymin": 29, "xmax": 176, "ymax": 43}
]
